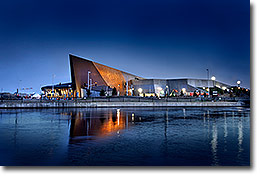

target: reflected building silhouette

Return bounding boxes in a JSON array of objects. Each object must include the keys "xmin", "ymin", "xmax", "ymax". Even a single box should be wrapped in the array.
[{"xmin": 68, "ymin": 109, "xmax": 132, "ymax": 139}]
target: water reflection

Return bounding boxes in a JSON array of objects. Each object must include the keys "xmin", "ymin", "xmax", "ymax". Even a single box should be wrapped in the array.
[
  {"xmin": 14, "ymin": 111, "xmax": 18, "ymax": 149},
  {"xmin": 203, "ymin": 112, "xmax": 206, "ymax": 126},
  {"xmin": 68, "ymin": 109, "xmax": 132, "ymax": 139},
  {"xmin": 162, "ymin": 109, "xmax": 169, "ymax": 157},
  {"xmin": 211, "ymin": 120, "xmax": 218, "ymax": 165},
  {"xmin": 224, "ymin": 112, "xmax": 228, "ymax": 138},
  {"xmin": 223, "ymin": 112, "xmax": 228, "ymax": 152},
  {"xmin": 165, "ymin": 109, "xmax": 168, "ymax": 139},
  {"xmin": 0, "ymin": 107, "xmax": 250, "ymax": 166},
  {"xmin": 238, "ymin": 117, "xmax": 244, "ymax": 157}
]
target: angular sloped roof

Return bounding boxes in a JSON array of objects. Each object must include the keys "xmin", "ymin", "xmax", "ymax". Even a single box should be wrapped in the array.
[{"xmin": 69, "ymin": 54, "xmax": 143, "ymax": 96}]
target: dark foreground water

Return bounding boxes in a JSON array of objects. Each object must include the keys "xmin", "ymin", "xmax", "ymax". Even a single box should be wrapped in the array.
[{"xmin": 0, "ymin": 107, "xmax": 250, "ymax": 166}]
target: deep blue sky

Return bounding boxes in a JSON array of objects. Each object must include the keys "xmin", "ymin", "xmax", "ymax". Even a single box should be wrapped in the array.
[{"xmin": 0, "ymin": 0, "xmax": 250, "ymax": 93}]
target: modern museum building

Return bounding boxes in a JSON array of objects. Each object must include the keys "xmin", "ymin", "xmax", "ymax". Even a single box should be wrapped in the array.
[{"xmin": 41, "ymin": 54, "xmax": 231, "ymax": 98}]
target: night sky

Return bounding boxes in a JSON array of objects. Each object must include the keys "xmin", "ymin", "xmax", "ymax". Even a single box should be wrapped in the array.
[{"xmin": 0, "ymin": 0, "xmax": 250, "ymax": 93}]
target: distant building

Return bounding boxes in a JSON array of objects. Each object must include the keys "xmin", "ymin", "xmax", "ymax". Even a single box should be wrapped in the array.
[
  {"xmin": 41, "ymin": 82, "xmax": 73, "ymax": 98},
  {"xmin": 41, "ymin": 54, "xmax": 231, "ymax": 98}
]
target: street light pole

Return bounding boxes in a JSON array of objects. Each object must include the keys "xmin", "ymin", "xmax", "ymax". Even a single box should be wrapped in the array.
[
  {"xmin": 211, "ymin": 76, "xmax": 216, "ymax": 87},
  {"xmin": 18, "ymin": 80, "xmax": 22, "ymax": 94},
  {"xmin": 206, "ymin": 69, "xmax": 209, "ymax": 97},
  {"xmin": 237, "ymin": 80, "xmax": 241, "ymax": 88},
  {"xmin": 52, "ymin": 74, "xmax": 55, "ymax": 97},
  {"xmin": 87, "ymin": 71, "xmax": 91, "ymax": 90},
  {"xmin": 126, "ymin": 75, "xmax": 128, "ymax": 96}
]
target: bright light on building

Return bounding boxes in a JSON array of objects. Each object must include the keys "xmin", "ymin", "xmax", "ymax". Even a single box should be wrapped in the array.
[
  {"xmin": 138, "ymin": 88, "xmax": 143, "ymax": 93},
  {"xmin": 237, "ymin": 80, "xmax": 241, "ymax": 85},
  {"xmin": 211, "ymin": 76, "xmax": 216, "ymax": 81},
  {"xmin": 182, "ymin": 88, "xmax": 186, "ymax": 93},
  {"xmin": 222, "ymin": 86, "xmax": 227, "ymax": 90},
  {"xmin": 157, "ymin": 87, "xmax": 163, "ymax": 91}
]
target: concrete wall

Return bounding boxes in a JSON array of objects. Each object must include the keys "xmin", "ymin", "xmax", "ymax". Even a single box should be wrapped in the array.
[
  {"xmin": 132, "ymin": 79, "xmax": 168, "ymax": 96},
  {"xmin": 153, "ymin": 79, "xmax": 167, "ymax": 95},
  {"xmin": 131, "ymin": 79, "xmax": 155, "ymax": 95}
]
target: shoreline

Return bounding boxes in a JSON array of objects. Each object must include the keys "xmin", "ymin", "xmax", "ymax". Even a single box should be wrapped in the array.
[{"xmin": 0, "ymin": 100, "xmax": 245, "ymax": 109}]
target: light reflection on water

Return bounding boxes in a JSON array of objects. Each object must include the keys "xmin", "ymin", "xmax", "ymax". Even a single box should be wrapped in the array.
[
  {"xmin": 68, "ymin": 109, "xmax": 132, "ymax": 140},
  {"xmin": 211, "ymin": 121, "xmax": 218, "ymax": 165},
  {"xmin": 0, "ymin": 107, "xmax": 250, "ymax": 166}
]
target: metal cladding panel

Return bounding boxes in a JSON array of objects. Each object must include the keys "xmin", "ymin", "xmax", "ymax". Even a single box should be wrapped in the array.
[
  {"xmin": 187, "ymin": 79, "xmax": 213, "ymax": 88},
  {"xmin": 122, "ymin": 72, "xmax": 142, "ymax": 82},
  {"xmin": 69, "ymin": 55, "xmax": 107, "ymax": 96},
  {"xmin": 93, "ymin": 62, "xmax": 127, "ymax": 95},
  {"xmin": 93, "ymin": 62, "xmax": 140, "ymax": 95},
  {"xmin": 187, "ymin": 79, "xmax": 231, "ymax": 88}
]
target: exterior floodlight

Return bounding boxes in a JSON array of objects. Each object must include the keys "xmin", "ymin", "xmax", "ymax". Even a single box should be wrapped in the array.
[
  {"xmin": 182, "ymin": 88, "xmax": 186, "ymax": 93},
  {"xmin": 211, "ymin": 76, "xmax": 216, "ymax": 81},
  {"xmin": 138, "ymin": 88, "xmax": 143, "ymax": 93}
]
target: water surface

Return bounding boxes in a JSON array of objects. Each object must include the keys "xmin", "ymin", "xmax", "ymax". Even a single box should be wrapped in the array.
[{"xmin": 0, "ymin": 107, "xmax": 250, "ymax": 166}]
